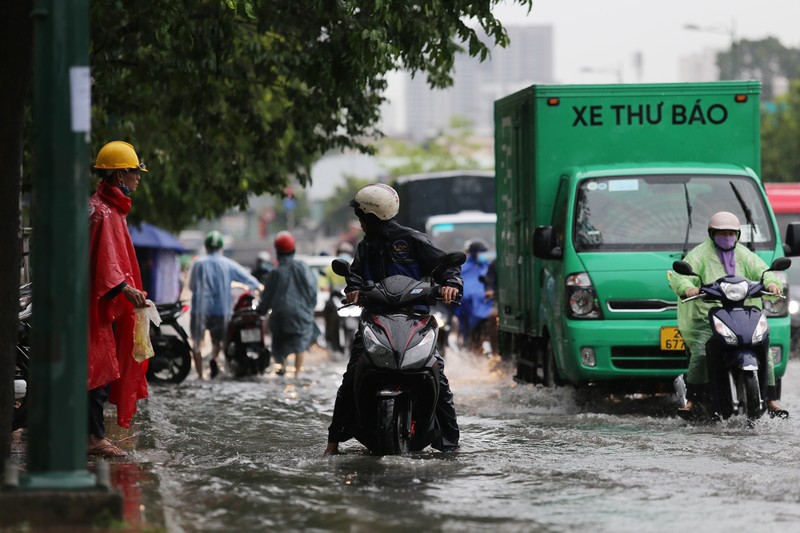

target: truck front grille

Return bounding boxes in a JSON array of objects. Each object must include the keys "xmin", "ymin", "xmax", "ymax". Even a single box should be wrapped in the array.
[
  {"xmin": 611, "ymin": 346, "xmax": 687, "ymax": 370},
  {"xmin": 606, "ymin": 299, "xmax": 677, "ymax": 313}
]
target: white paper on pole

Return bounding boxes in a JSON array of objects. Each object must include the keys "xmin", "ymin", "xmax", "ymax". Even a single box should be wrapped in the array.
[{"xmin": 69, "ymin": 66, "xmax": 91, "ymax": 133}]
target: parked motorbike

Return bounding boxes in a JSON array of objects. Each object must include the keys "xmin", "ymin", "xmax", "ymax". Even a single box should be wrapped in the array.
[
  {"xmin": 328, "ymin": 286, "xmax": 359, "ymax": 355},
  {"xmin": 13, "ymin": 284, "xmax": 32, "ymax": 431},
  {"xmin": 673, "ymin": 257, "xmax": 790, "ymax": 421},
  {"xmin": 146, "ymin": 301, "xmax": 193, "ymax": 384},
  {"xmin": 224, "ymin": 290, "xmax": 270, "ymax": 377},
  {"xmin": 330, "ymin": 251, "xmax": 465, "ymax": 455}
]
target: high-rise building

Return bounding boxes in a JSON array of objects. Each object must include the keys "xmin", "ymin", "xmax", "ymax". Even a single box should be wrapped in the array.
[{"xmin": 401, "ymin": 25, "xmax": 554, "ymax": 141}]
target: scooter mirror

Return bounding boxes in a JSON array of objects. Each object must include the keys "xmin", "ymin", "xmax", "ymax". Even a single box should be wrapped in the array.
[
  {"xmin": 331, "ymin": 258, "xmax": 352, "ymax": 277},
  {"xmin": 672, "ymin": 260, "xmax": 697, "ymax": 277},
  {"xmin": 770, "ymin": 257, "xmax": 792, "ymax": 272}
]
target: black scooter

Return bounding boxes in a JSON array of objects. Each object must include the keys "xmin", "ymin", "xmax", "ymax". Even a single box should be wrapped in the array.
[
  {"xmin": 146, "ymin": 301, "xmax": 193, "ymax": 384},
  {"xmin": 224, "ymin": 290, "xmax": 270, "ymax": 377},
  {"xmin": 331, "ymin": 251, "xmax": 465, "ymax": 455},
  {"xmin": 673, "ymin": 257, "xmax": 790, "ymax": 421}
]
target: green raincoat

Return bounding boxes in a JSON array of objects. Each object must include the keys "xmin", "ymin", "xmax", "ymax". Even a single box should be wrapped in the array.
[{"xmin": 669, "ymin": 237, "xmax": 782, "ymax": 384}]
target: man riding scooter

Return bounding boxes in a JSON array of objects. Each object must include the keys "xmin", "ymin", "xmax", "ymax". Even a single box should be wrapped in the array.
[
  {"xmin": 669, "ymin": 211, "xmax": 789, "ymax": 418},
  {"xmin": 324, "ymin": 184, "xmax": 463, "ymax": 455}
]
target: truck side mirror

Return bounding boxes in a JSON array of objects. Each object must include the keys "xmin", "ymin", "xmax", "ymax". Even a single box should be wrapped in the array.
[
  {"xmin": 785, "ymin": 223, "xmax": 800, "ymax": 256},
  {"xmin": 533, "ymin": 226, "xmax": 563, "ymax": 260}
]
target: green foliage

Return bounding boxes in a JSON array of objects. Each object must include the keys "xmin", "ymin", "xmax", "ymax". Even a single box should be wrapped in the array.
[
  {"xmin": 88, "ymin": 0, "xmax": 531, "ymax": 231},
  {"xmin": 718, "ymin": 37, "xmax": 800, "ymax": 99},
  {"xmin": 762, "ymin": 80, "xmax": 800, "ymax": 183},
  {"xmin": 378, "ymin": 115, "xmax": 487, "ymax": 177}
]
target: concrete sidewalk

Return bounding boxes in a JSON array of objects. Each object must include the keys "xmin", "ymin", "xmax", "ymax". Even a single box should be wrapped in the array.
[{"xmin": 2, "ymin": 408, "xmax": 168, "ymax": 530}]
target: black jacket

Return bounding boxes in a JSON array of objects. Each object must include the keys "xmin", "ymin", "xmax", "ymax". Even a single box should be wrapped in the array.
[{"xmin": 346, "ymin": 219, "xmax": 463, "ymax": 294}]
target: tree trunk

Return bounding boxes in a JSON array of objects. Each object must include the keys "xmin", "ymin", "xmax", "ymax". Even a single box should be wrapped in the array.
[{"xmin": 0, "ymin": 0, "xmax": 33, "ymax": 458}]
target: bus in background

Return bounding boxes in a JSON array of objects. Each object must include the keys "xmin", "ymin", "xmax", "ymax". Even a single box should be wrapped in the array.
[
  {"xmin": 392, "ymin": 170, "xmax": 495, "ymax": 232},
  {"xmin": 425, "ymin": 211, "xmax": 497, "ymax": 254},
  {"xmin": 765, "ymin": 182, "xmax": 800, "ymax": 351}
]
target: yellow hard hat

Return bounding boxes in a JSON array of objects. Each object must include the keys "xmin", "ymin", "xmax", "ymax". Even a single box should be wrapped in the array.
[{"xmin": 94, "ymin": 141, "xmax": 148, "ymax": 172}]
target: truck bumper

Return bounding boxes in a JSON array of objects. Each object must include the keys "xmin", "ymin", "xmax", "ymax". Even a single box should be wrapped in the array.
[{"xmin": 558, "ymin": 317, "xmax": 790, "ymax": 384}]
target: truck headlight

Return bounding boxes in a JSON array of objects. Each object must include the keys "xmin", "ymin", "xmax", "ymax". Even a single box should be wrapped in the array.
[{"xmin": 566, "ymin": 273, "xmax": 602, "ymax": 319}]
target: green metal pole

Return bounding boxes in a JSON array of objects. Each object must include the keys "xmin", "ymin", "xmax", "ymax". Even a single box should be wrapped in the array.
[{"xmin": 26, "ymin": 0, "xmax": 94, "ymax": 488}]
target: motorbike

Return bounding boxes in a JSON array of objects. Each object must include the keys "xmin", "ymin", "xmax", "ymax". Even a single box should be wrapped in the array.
[
  {"xmin": 327, "ymin": 285, "xmax": 359, "ymax": 355},
  {"xmin": 224, "ymin": 290, "xmax": 270, "ymax": 377},
  {"xmin": 146, "ymin": 301, "xmax": 193, "ymax": 384},
  {"xmin": 13, "ymin": 284, "xmax": 32, "ymax": 431},
  {"xmin": 431, "ymin": 301, "xmax": 456, "ymax": 355},
  {"xmin": 673, "ymin": 257, "xmax": 790, "ymax": 422},
  {"xmin": 330, "ymin": 251, "xmax": 466, "ymax": 455}
]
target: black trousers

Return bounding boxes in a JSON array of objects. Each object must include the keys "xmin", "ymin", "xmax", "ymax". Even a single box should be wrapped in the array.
[
  {"xmin": 327, "ymin": 330, "xmax": 460, "ymax": 450},
  {"xmin": 88, "ymin": 384, "xmax": 110, "ymax": 439}
]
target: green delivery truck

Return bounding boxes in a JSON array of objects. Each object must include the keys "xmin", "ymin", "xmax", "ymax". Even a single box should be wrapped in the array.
[{"xmin": 494, "ymin": 81, "xmax": 800, "ymax": 391}]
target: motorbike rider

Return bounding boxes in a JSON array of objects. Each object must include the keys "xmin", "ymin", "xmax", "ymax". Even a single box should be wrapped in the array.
[
  {"xmin": 256, "ymin": 231, "xmax": 318, "ymax": 376},
  {"xmin": 189, "ymin": 231, "xmax": 261, "ymax": 379},
  {"xmin": 454, "ymin": 239, "xmax": 495, "ymax": 353},
  {"xmin": 324, "ymin": 183, "xmax": 463, "ymax": 455},
  {"xmin": 323, "ymin": 241, "xmax": 354, "ymax": 353},
  {"xmin": 669, "ymin": 211, "xmax": 788, "ymax": 418}
]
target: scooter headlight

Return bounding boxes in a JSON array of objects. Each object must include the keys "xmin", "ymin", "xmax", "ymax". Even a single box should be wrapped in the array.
[
  {"xmin": 432, "ymin": 311, "xmax": 447, "ymax": 328},
  {"xmin": 363, "ymin": 325, "xmax": 394, "ymax": 368},
  {"xmin": 712, "ymin": 315, "xmax": 738, "ymax": 345},
  {"xmin": 338, "ymin": 305, "xmax": 362, "ymax": 318},
  {"xmin": 751, "ymin": 313, "xmax": 770, "ymax": 344},
  {"xmin": 719, "ymin": 280, "xmax": 748, "ymax": 302},
  {"xmin": 403, "ymin": 329, "xmax": 436, "ymax": 369}
]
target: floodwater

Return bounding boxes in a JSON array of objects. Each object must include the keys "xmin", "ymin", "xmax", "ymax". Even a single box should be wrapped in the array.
[{"xmin": 135, "ymin": 349, "xmax": 800, "ymax": 532}]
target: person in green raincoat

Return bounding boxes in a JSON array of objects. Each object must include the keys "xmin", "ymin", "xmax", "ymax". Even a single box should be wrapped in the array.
[{"xmin": 669, "ymin": 211, "xmax": 788, "ymax": 417}]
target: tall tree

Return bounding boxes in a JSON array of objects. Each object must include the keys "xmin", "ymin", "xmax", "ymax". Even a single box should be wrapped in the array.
[
  {"xmin": 719, "ymin": 37, "xmax": 800, "ymax": 99},
  {"xmin": 2, "ymin": 0, "xmax": 532, "ymax": 456},
  {"xmin": 762, "ymin": 80, "xmax": 800, "ymax": 183},
  {"xmin": 88, "ymin": 0, "xmax": 531, "ymax": 231}
]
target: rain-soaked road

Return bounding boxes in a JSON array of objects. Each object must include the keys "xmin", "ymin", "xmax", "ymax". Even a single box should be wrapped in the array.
[{"xmin": 133, "ymin": 346, "xmax": 800, "ymax": 532}]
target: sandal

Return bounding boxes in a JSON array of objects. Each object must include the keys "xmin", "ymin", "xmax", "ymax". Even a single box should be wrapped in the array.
[
  {"xmin": 769, "ymin": 408, "xmax": 790, "ymax": 419},
  {"xmin": 88, "ymin": 438, "xmax": 127, "ymax": 458}
]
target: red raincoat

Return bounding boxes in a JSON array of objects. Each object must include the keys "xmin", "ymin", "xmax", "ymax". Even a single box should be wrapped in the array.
[{"xmin": 88, "ymin": 181, "xmax": 148, "ymax": 428}]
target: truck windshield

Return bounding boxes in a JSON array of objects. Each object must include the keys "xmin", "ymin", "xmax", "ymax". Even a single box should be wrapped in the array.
[
  {"xmin": 429, "ymin": 222, "xmax": 496, "ymax": 254},
  {"xmin": 573, "ymin": 174, "xmax": 775, "ymax": 252}
]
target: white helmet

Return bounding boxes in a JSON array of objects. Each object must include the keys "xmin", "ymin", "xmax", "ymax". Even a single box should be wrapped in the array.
[
  {"xmin": 708, "ymin": 211, "xmax": 741, "ymax": 232},
  {"xmin": 351, "ymin": 184, "xmax": 399, "ymax": 221}
]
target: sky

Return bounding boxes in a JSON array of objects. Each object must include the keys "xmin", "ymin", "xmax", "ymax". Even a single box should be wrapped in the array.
[
  {"xmin": 314, "ymin": 1, "xmax": 800, "ymax": 200},
  {"xmin": 491, "ymin": 0, "xmax": 800, "ymax": 84}
]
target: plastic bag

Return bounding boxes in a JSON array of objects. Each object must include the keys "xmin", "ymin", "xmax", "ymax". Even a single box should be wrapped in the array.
[{"xmin": 132, "ymin": 300, "xmax": 162, "ymax": 363}]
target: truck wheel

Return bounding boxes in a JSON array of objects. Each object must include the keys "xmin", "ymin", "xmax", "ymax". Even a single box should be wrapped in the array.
[{"xmin": 542, "ymin": 339, "xmax": 562, "ymax": 387}]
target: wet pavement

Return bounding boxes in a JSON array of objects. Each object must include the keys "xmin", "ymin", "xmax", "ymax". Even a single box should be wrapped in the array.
[{"xmin": 9, "ymin": 348, "xmax": 800, "ymax": 532}]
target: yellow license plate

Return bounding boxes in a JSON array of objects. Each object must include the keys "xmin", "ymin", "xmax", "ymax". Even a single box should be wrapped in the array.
[{"xmin": 660, "ymin": 327, "xmax": 685, "ymax": 351}]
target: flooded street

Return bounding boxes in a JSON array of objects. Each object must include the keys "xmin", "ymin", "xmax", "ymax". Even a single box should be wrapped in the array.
[{"xmin": 137, "ymin": 349, "xmax": 800, "ymax": 532}]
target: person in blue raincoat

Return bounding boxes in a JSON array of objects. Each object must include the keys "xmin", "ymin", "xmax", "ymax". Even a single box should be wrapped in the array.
[
  {"xmin": 189, "ymin": 231, "xmax": 261, "ymax": 379},
  {"xmin": 257, "ymin": 231, "xmax": 318, "ymax": 376},
  {"xmin": 669, "ymin": 212, "xmax": 788, "ymax": 418},
  {"xmin": 454, "ymin": 239, "xmax": 495, "ymax": 353}
]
